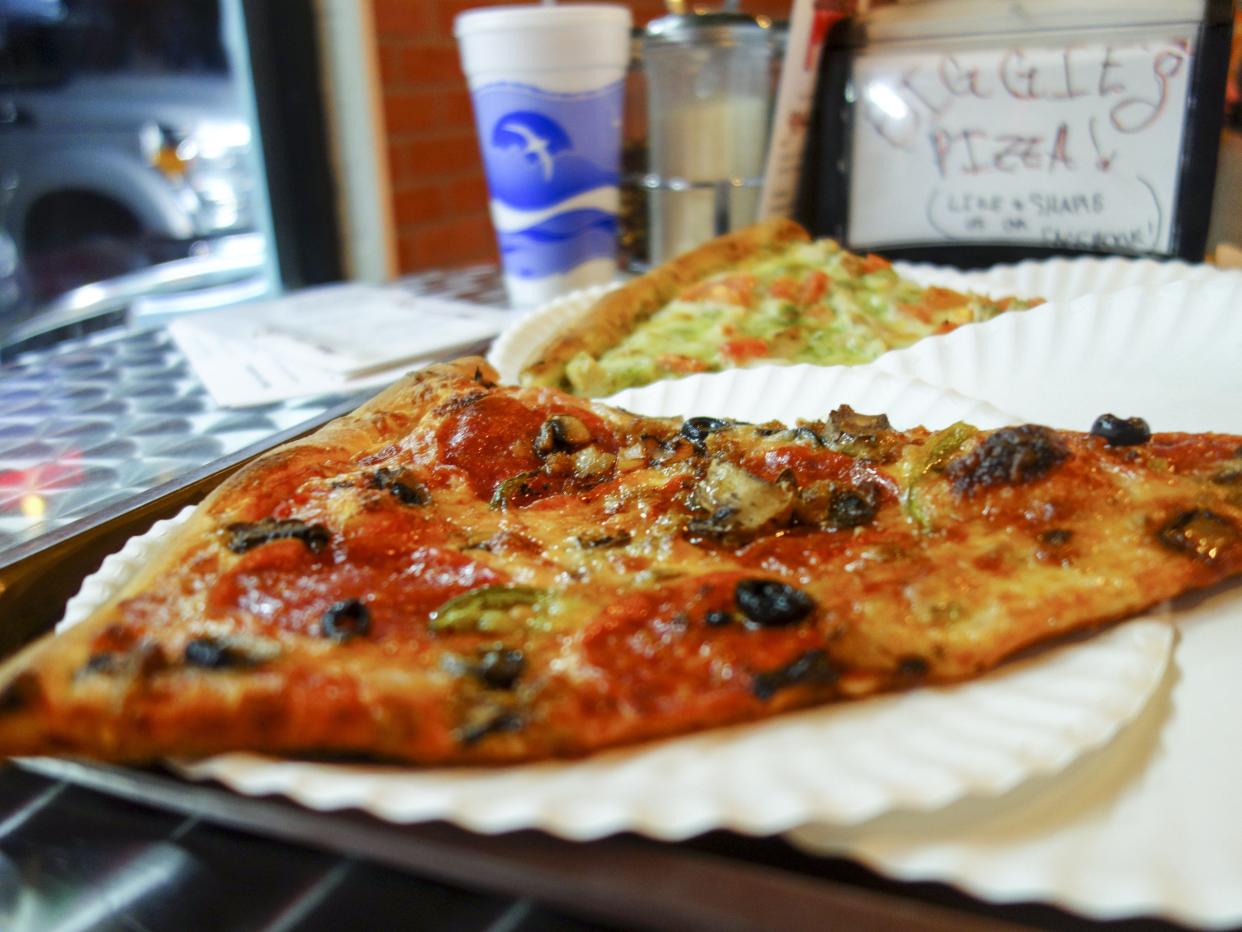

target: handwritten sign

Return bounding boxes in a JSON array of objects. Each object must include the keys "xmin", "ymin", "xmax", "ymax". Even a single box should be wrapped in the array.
[{"xmin": 847, "ymin": 35, "xmax": 1195, "ymax": 254}]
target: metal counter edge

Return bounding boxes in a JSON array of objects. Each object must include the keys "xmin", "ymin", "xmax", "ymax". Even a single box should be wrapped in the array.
[{"xmin": 0, "ymin": 393, "xmax": 368, "ymax": 658}]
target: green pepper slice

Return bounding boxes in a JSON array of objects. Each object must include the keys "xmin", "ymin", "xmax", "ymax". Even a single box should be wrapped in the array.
[
  {"xmin": 902, "ymin": 422, "xmax": 979, "ymax": 529},
  {"xmin": 429, "ymin": 585, "xmax": 544, "ymax": 633}
]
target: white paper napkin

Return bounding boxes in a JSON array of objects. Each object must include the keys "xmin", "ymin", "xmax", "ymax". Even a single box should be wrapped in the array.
[{"xmin": 168, "ymin": 284, "xmax": 513, "ymax": 407}]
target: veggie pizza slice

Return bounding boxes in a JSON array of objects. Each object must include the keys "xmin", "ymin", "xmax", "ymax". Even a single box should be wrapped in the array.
[{"xmin": 520, "ymin": 219, "xmax": 1034, "ymax": 397}]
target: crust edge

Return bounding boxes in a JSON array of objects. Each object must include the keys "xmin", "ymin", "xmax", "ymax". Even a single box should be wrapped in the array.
[{"xmin": 0, "ymin": 358, "xmax": 497, "ymax": 758}]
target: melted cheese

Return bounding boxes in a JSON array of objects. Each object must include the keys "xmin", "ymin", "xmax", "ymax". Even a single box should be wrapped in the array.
[{"xmin": 568, "ymin": 240, "xmax": 1027, "ymax": 396}]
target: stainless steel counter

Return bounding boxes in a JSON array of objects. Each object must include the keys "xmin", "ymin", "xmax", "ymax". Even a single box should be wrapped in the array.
[{"xmin": 0, "ymin": 265, "xmax": 507, "ymax": 555}]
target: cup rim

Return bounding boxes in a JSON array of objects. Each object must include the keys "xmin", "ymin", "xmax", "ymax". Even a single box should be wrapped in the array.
[{"xmin": 454, "ymin": 3, "xmax": 632, "ymax": 38}]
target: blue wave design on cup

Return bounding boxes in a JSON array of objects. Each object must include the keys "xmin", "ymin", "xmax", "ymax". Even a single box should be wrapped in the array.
[
  {"xmin": 471, "ymin": 81, "xmax": 623, "ymax": 283},
  {"xmin": 485, "ymin": 150, "xmax": 619, "ymax": 211},
  {"xmin": 499, "ymin": 209, "xmax": 618, "ymax": 278}
]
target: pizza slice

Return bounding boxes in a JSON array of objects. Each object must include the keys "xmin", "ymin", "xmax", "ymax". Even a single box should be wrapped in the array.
[
  {"xmin": 520, "ymin": 218, "xmax": 1035, "ymax": 397},
  {"xmin": 0, "ymin": 358, "xmax": 1238, "ymax": 765}
]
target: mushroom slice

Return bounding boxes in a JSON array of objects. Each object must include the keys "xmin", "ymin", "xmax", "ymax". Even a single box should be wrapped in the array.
[{"xmin": 688, "ymin": 460, "xmax": 796, "ymax": 541}]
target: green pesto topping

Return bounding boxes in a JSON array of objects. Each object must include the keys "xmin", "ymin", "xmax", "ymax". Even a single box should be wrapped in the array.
[{"xmin": 567, "ymin": 240, "xmax": 1027, "ymax": 396}]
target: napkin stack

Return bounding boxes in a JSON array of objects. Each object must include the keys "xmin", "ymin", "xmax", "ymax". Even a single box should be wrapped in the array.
[{"xmin": 168, "ymin": 284, "xmax": 514, "ymax": 407}]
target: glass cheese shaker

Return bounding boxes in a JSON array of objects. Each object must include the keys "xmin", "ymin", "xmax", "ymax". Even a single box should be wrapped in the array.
[{"xmin": 642, "ymin": 6, "xmax": 778, "ymax": 262}]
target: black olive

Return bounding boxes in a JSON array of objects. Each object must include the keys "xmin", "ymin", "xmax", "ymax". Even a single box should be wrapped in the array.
[
  {"xmin": 680, "ymin": 416, "xmax": 731, "ymax": 450},
  {"xmin": 1090, "ymin": 413, "xmax": 1151, "ymax": 447},
  {"xmin": 369, "ymin": 468, "xmax": 429, "ymax": 506},
  {"xmin": 321, "ymin": 599, "xmax": 371, "ymax": 642},
  {"xmin": 1157, "ymin": 509, "xmax": 1238, "ymax": 563},
  {"xmin": 897, "ymin": 655, "xmax": 930, "ymax": 678},
  {"xmin": 705, "ymin": 610, "xmax": 732, "ymax": 627},
  {"xmin": 826, "ymin": 489, "xmax": 877, "ymax": 528},
  {"xmin": 226, "ymin": 518, "xmax": 330, "ymax": 554},
  {"xmin": 184, "ymin": 637, "xmax": 251, "ymax": 669},
  {"xmin": 735, "ymin": 579, "xmax": 816, "ymax": 627},
  {"xmin": 1211, "ymin": 465, "xmax": 1242, "ymax": 486},
  {"xmin": 79, "ymin": 652, "xmax": 118, "ymax": 675},
  {"xmin": 752, "ymin": 650, "xmax": 839, "ymax": 700},
  {"xmin": 390, "ymin": 482, "xmax": 428, "ymax": 506},
  {"xmin": 476, "ymin": 649, "xmax": 525, "ymax": 690},
  {"xmin": 1040, "ymin": 529, "xmax": 1073, "ymax": 546}
]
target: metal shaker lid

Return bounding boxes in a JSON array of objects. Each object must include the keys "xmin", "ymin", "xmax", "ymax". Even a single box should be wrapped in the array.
[{"xmin": 643, "ymin": 8, "xmax": 774, "ymax": 48}]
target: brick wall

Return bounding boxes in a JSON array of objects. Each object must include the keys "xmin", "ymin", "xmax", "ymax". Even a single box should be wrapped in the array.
[{"xmin": 373, "ymin": 0, "xmax": 792, "ymax": 273}]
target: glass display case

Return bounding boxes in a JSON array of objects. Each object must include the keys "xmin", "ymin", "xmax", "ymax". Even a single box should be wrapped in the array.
[{"xmin": 0, "ymin": 0, "xmax": 350, "ymax": 357}]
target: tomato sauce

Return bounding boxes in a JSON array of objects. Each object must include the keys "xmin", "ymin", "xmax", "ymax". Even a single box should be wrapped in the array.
[
  {"xmin": 745, "ymin": 445, "xmax": 856, "ymax": 485},
  {"xmin": 721, "ymin": 337, "xmax": 770, "ymax": 364},
  {"xmin": 734, "ymin": 527, "xmax": 864, "ymax": 574},
  {"xmin": 798, "ymin": 269, "xmax": 829, "ymax": 305},
  {"xmin": 213, "ymin": 448, "xmax": 350, "ymax": 523},
  {"xmin": 435, "ymin": 393, "xmax": 619, "ymax": 500},
  {"xmin": 206, "ymin": 532, "xmax": 505, "ymax": 643},
  {"xmin": 435, "ymin": 395, "xmax": 546, "ymax": 499},
  {"xmin": 580, "ymin": 573, "xmax": 826, "ymax": 714}
]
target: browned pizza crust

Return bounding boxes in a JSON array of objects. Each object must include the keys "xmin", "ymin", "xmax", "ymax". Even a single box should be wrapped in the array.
[
  {"xmin": 0, "ymin": 359, "xmax": 500, "ymax": 762},
  {"xmin": 520, "ymin": 217, "xmax": 811, "ymax": 390},
  {"xmin": 0, "ymin": 359, "xmax": 1240, "ymax": 766}
]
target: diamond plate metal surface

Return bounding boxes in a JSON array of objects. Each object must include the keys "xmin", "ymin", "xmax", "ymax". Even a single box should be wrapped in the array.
[{"xmin": 0, "ymin": 267, "xmax": 507, "ymax": 554}]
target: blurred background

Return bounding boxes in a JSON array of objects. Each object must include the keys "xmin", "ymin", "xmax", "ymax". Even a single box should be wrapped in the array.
[
  {"xmin": 0, "ymin": 0, "xmax": 1238, "ymax": 356},
  {"xmin": 0, "ymin": 1, "xmax": 271, "ymax": 348},
  {"xmin": 0, "ymin": 0, "xmax": 799, "ymax": 357}
]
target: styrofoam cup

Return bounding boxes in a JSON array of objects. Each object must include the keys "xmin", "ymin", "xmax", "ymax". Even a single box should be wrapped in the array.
[{"xmin": 455, "ymin": 4, "xmax": 632, "ymax": 308}]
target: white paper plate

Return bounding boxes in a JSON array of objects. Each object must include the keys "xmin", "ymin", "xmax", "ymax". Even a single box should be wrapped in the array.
[
  {"xmin": 895, "ymin": 254, "xmax": 1242, "ymax": 304},
  {"xmin": 790, "ymin": 573, "xmax": 1242, "ymax": 931},
  {"xmin": 604, "ymin": 361, "xmax": 1007, "ymax": 430},
  {"xmin": 486, "ymin": 256, "xmax": 1239, "ymax": 386},
  {"xmin": 488, "ymin": 282, "xmax": 619, "ymax": 384},
  {"xmin": 792, "ymin": 283, "xmax": 1242, "ymax": 928},
  {"xmin": 54, "ymin": 366, "xmax": 1172, "ymax": 841},
  {"xmin": 873, "ymin": 277, "xmax": 1242, "ymax": 432}
]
